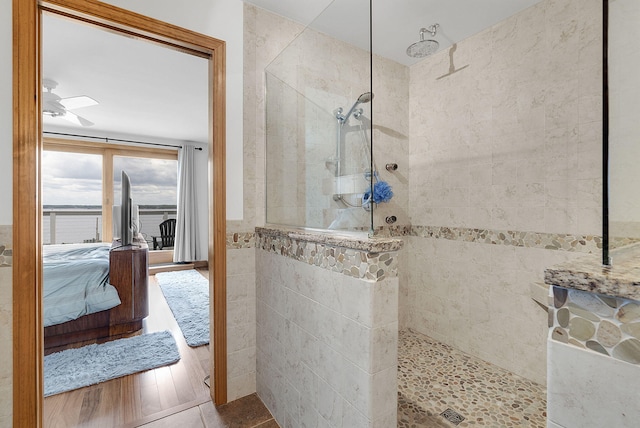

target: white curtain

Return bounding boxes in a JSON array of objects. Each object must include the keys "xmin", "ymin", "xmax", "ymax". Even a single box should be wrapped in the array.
[{"xmin": 173, "ymin": 143, "xmax": 199, "ymax": 262}]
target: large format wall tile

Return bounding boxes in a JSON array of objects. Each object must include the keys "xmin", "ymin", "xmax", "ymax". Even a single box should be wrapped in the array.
[
  {"xmin": 405, "ymin": 0, "xmax": 602, "ymax": 385},
  {"xmin": 256, "ymin": 244, "xmax": 398, "ymax": 427}
]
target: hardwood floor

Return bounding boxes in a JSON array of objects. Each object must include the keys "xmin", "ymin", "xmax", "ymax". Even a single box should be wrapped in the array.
[{"xmin": 44, "ymin": 272, "xmax": 212, "ymax": 427}]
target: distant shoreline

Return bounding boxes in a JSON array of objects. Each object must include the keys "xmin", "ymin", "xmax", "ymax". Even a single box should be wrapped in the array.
[{"xmin": 43, "ymin": 205, "xmax": 177, "ymax": 210}]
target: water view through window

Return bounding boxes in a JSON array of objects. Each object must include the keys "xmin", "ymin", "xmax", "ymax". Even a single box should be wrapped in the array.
[
  {"xmin": 42, "ymin": 150, "xmax": 178, "ymax": 244},
  {"xmin": 42, "ymin": 150, "xmax": 103, "ymax": 244}
]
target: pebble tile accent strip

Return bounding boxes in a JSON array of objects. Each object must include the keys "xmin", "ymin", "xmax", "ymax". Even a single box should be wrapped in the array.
[
  {"xmin": 226, "ymin": 231, "xmax": 255, "ymax": 249},
  {"xmin": 550, "ymin": 286, "xmax": 640, "ymax": 365},
  {"xmin": 375, "ymin": 224, "xmax": 638, "ymax": 253},
  {"xmin": 0, "ymin": 225, "xmax": 12, "ymax": 268},
  {"xmin": 264, "ymin": 224, "xmax": 637, "ymax": 254},
  {"xmin": 257, "ymin": 226, "xmax": 404, "ymax": 252},
  {"xmin": 256, "ymin": 228, "xmax": 399, "ymax": 281},
  {"xmin": 398, "ymin": 329, "xmax": 547, "ymax": 427},
  {"xmin": 406, "ymin": 225, "xmax": 632, "ymax": 254}
]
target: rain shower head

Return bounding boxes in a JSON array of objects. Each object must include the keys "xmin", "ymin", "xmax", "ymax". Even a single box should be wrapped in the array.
[
  {"xmin": 341, "ymin": 92, "xmax": 374, "ymax": 124},
  {"xmin": 407, "ymin": 24, "xmax": 439, "ymax": 58}
]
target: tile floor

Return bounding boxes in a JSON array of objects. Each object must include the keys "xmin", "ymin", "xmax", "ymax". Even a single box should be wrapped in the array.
[
  {"xmin": 137, "ymin": 394, "xmax": 278, "ymax": 428},
  {"xmin": 397, "ymin": 330, "xmax": 547, "ymax": 427},
  {"xmin": 142, "ymin": 330, "xmax": 547, "ymax": 428}
]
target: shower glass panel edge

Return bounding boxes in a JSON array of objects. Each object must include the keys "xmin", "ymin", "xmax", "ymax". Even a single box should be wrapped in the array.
[{"xmin": 264, "ymin": 0, "xmax": 374, "ymax": 235}]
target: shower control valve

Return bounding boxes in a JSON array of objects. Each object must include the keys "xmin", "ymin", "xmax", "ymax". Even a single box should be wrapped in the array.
[
  {"xmin": 385, "ymin": 163, "xmax": 398, "ymax": 172},
  {"xmin": 385, "ymin": 215, "xmax": 397, "ymax": 224}
]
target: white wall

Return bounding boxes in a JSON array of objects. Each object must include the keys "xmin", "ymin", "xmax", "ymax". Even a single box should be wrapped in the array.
[
  {"xmin": 195, "ymin": 143, "xmax": 210, "ymax": 258},
  {"xmin": 103, "ymin": 0, "xmax": 244, "ymax": 220},
  {"xmin": 0, "ymin": 0, "xmax": 12, "ymax": 225},
  {"xmin": 0, "ymin": 0, "xmax": 13, "ymax": 422}
]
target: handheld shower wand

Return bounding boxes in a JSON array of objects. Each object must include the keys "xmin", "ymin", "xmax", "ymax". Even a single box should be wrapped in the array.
[{"xmin": 336, "ymin": 92, "xmax": 374, "ymax": 124}]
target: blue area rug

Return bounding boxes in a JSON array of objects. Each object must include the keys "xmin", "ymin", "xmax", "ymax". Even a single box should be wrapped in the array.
[
  {"xmin": 155, "ymin": 270, "xmax": 210, "ymax": 347},
  {"xmin": 44, "ymin": 330, "xmax": 180, "ymax": 397}
]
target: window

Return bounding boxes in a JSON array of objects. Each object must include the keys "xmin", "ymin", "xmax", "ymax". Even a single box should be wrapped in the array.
[
  {"xmin": 113, "ymin": 155, "xmax": 178, "ymax": 242},
  {"xmin": 42, "ymin": 150, "xmax": 103, "ymax": 244},
  {"xmin": 42, "ymin": 138, "xmax": 178, "ymax": 244}
]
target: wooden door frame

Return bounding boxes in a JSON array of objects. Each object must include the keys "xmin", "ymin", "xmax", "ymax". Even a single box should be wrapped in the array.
[{"xmin": 12, "ymin": 1, "xmax": 228, "ymax": 426}]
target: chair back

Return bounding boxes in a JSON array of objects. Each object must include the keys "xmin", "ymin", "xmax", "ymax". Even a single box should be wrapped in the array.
[{"xmin": 159, "ymin": 218, "xmax": 176, "ymax": 248}]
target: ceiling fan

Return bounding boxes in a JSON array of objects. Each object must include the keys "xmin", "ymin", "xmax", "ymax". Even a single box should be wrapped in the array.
[{"xmin": 42, "ymin": 78, "xmax": 98, "ymax": 127}]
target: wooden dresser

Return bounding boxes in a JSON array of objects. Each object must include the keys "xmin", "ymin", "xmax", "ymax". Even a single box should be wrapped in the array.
[{"xmin": 108, "ymin": 237, "xmax": 149, "ymax": 329}]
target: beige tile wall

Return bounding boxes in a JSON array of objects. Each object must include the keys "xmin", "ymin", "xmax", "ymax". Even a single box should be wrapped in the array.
[
  {"xmin": 245, "ymin": 0, "xmax": 604, "ymax": 392},
  {"xmin": 0, "ymin": 225, "xmax": 12, "ymax": 425},
  {"xmin": 406, "ymin": 0, "xmax": 602, "ymax": 385},
  {"xmin": 256, "ymin": 249, "xmax": 398, "ymax": 427},
  {"xmin": 409, "ymin": 0, "xmax": 602, "ymax": 236},
  {"xmin": 226, "ymin": 247, "xmax": 257, "ymax": 400}
]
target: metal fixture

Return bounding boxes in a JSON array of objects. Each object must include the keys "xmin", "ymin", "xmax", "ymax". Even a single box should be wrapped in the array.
[
  {"xmin": 385, "ymin": 215, "xmax": 397, "ymax": 224},
  {"xmin": 385, "ymin": 163, "xmax": 398, "ymax": 172},
  {"xmin": 407, "ymin": 24, "xmax": 440, "ymax": 58},
  {"xmin": 335, "ymin": 92, "xmax": 374, "ymax": 124},
  {"xmin": 440, "ymin": 408, "xmax": 465, "ymax": 425}
]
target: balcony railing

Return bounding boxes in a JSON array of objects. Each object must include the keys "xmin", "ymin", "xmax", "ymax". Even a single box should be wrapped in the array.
[{"xmin": 43, "ymin": 208, "xmax": 177, "ymax": 245}]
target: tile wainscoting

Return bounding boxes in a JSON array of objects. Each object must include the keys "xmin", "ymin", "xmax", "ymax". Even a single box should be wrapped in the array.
[{"xmin": 255, "ymin": 227, "xmax": 401, "ymax": 427}]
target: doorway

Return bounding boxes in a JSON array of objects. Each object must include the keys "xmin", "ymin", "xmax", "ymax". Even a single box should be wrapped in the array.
[{"xmin": 12, "ymin": 1, "xmax": 227, "ymax": 426}]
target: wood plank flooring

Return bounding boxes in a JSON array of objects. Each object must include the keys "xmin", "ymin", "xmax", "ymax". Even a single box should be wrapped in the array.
[{"xmin": 44, "ymin": 272, "xmax": 212, "ymax": 428}]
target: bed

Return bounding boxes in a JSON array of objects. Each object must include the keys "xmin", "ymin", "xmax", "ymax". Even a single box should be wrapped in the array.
[{"xmin": 43, "ymin": 237, "xmax": 149, "ymax": 350}]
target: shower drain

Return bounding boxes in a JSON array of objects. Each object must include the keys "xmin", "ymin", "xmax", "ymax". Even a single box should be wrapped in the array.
[{"xmin": 440, "ymin": 408, "xmax": 465, "ymax": 425}]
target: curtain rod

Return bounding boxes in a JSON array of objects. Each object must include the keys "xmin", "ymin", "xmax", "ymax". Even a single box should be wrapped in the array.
[{"xmin": 43, "ymin": 131, "xmax": 203, "ymax": 151}]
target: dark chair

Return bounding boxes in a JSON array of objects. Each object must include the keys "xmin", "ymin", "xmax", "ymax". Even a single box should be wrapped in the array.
[{"xmin": 152, "ymin": 218, "xmax": 176, "ymax": 250}]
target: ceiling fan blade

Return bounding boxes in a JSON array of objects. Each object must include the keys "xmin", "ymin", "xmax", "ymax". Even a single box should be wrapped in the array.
[
  {"xmin": 63, "ymin": 110, "xmax": 94, "ymax": 127},
  {"xmin": 59, "ymin": 95, "xmax": 98, "ymax": 110}
]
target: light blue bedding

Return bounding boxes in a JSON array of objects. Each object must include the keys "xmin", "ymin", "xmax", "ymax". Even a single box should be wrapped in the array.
[{"xmin": 43, "ymin": 243, "xmax": 121, "ymax": 327}]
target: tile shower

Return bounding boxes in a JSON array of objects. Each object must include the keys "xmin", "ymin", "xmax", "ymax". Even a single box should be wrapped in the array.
[{"xmin": 244, "ymin": 0, "xmax": 605, "ymax": 425}]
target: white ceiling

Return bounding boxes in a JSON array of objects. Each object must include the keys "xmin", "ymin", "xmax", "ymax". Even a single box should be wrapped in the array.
[
  {"xmin": 246, "ymin": 0, "xmax": 542, "ymax": 66},
  {"xmin": 42, "ymin": 12, "xmax": 209, "ymax": 145},
  {"xmin": 42, "ymin": 1, "xmax": 542, "ymax": 141}
]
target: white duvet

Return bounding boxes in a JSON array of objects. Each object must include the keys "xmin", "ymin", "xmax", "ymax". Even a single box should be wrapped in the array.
[{"xmin": 43, "ymin": 243, "xmax": 121, "ymax": 327}]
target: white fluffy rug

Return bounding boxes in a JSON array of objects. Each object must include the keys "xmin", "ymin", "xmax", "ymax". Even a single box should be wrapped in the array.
[
  {"xmin": 155, "ymin": 270, "xmax": 210, "ymax": 347},
  {"xmin": 44, "ymin": 330, "xmax": 180, "ymax": 396}
]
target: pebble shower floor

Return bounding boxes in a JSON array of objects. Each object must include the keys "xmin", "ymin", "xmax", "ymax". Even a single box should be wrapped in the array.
[{"xmin": 397, "ymin": 330, "xmax": 547, "ymax": 427}]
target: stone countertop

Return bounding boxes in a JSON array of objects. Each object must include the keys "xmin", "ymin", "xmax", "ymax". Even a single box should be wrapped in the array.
[
  {"xmin": 255, "ymin": 226, "xmax": 404, "ymax": 253},
  {"xmin": 545, "ymin": 242, "xmax": 640, "ymax": 301}
]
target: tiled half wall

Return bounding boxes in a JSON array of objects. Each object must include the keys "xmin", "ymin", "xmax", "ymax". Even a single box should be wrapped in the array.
[
  {"xmin": 255, "ymin": 228, "xmax": 399, "ymax": 427},
  {"xmin": 550, "ymin": 286, "xmax": 640, "ymax": 365}
]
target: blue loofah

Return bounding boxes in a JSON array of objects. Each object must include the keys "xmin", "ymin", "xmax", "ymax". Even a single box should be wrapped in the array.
[{"xmin": 363, "ymin": 179, "xmax": 393, "ymax": 205}]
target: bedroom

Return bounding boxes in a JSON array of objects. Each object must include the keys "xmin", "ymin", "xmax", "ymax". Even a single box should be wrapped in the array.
[{"xmin": 39, "ymin": 10, "xmax": 215, "ymax": 425}]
